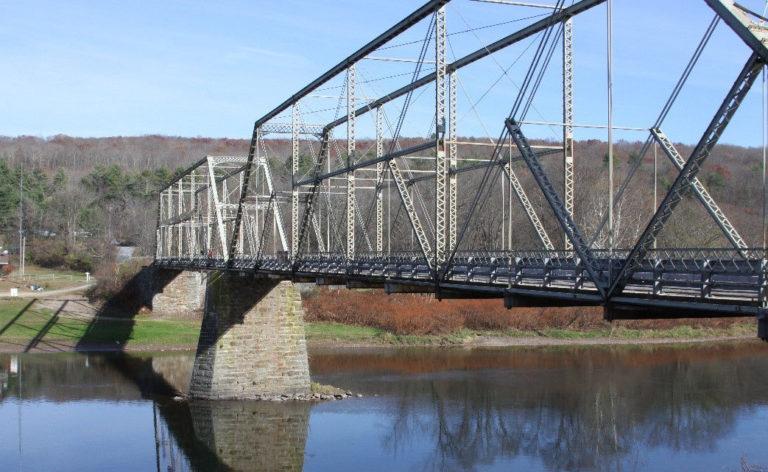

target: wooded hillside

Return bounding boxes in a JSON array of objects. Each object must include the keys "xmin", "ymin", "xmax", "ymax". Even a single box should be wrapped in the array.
[{"xmin": 0, "ymin": 134, "xmax": 763, "ymax": 273}]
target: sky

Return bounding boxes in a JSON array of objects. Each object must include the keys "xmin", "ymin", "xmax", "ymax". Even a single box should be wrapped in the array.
[{"xmin": 1, "ymin": 0, "xmax": 767, "ymax": 146}]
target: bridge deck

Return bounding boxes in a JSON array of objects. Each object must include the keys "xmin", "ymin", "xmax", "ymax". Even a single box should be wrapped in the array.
[{"xmin": 155, "ymin": 249, "xmax": 768, "ymax": 318}]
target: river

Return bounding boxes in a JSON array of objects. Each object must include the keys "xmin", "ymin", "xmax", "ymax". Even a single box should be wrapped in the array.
[{"xmin": 0, "ymin": 343, "xmax": 767, "ymax": 471}]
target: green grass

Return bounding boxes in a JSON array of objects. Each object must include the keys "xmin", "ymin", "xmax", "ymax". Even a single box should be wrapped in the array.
[
  {"xmin": 0, "ymin": 299, "xmax": 200, "ymax": 348},
  {"xmin": 304, "ymin": 322, "xmax": 478, "ymax": 345},
  {"xmin": 0, "ymin": 264, "xmax": 91, "ymax": 291},
  {"xmin": 304, "ymin": 321, "xmax": 755, "ymax": 346}
]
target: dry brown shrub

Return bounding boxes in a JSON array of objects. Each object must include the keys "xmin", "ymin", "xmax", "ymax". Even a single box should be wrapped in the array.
[{"xmin": 303, "ymin": 288, "xmax": 750, "ymax": 336}]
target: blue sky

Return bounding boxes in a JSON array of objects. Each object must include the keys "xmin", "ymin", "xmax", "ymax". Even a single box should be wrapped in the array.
[{"xmin": 1, "ymin": 0, "xmax": 767, "ymax": 145}]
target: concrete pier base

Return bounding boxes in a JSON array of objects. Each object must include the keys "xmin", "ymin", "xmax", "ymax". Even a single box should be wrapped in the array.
[
  {"xmin": 189, "ymin": 274, "xmax": 311, "ymax": 399},
  {"xmin": 151, "ymin": 269, "xmax": 205, "ymax": 316}
]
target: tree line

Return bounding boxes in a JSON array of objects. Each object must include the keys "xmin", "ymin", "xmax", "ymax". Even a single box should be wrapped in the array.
[{"xmin": 0, "ymin": 133, "xmax": 763, "ymax": 274}]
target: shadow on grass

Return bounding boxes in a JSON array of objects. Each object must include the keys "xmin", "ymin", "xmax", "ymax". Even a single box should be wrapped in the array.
[
  {"xmin": 24, "ymin": 301, "xmax": 67, "ymax": 352},
  {"xmin": 76, "ymin": 266, "xmax": 180, "ymax": 351},
  {"xmin": 0, "ymin": 299, "xmax": 36, "ymax": 338}
]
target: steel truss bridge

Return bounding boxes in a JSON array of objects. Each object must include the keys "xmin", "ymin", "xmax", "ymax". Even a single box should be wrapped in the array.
[{"xmin": 154, "ymin": 0, "xmax": 768, "ymax": 329}]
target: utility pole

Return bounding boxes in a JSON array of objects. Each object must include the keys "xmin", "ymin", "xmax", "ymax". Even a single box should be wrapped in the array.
[{"xmin": 18, "ymin": 173, "xmax": 25, "ymax": 278}]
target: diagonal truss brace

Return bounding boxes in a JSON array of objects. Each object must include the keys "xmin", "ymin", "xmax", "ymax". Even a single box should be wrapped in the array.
[
  {"xmin": 651, "ymin": 127, "xmax": 748, "ymax": 255},
  {"xmin": 506, "ymin": 119, "xmax": 606, "ymax": 297},
  {"xmin": 311, "ymin": 213, "xmax": 326, "ymax": 253},
  {"xmin": 610, "ymin": 53, "xmax": 763, "ymax": 297},
  {"xmin": 207, "ymin": 158, "xmax": 230, "ymax": 261},
  {"xmin": 389, "ymin": 158, "xmax": 434, "ymax": 268},
  {"xmin": 260, "ymin": 154, "xmax": 289, "ymax": 253},
  {"xmin": 294, "ymin": 131, "xmax": 331, "ymax": 261},
  {"xmin": 704, "ymin": 0, "xmax": 768, "ymax": 63},
  {"xmin": 503, "ymin": 163, "xmax": 555, "ymax": 251}
]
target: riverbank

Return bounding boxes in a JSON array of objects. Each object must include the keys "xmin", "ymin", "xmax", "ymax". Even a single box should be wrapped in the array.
[{"xmin": 0, "ymin": 297, "xmax": 759, "ymax": 353}]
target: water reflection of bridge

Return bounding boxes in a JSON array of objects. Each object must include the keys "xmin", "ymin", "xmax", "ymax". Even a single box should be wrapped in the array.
[{"xmin": 2, "ymin": 345, "xmax": 767, "ymax": 471}]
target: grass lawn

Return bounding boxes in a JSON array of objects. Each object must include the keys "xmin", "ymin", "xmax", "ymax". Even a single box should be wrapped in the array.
[
  {"xmin": 0, "ymin": 299, "xmax": 200, "ymax": 349},
  {"xmin": 305, "ymin": 321, "xmax": 755, "ymax": 345},
  {"xmin": 0, "ymin": 264, "xmax": 91, "ymax": 291}
]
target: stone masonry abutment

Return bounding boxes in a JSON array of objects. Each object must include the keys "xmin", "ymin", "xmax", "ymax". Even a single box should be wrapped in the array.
[
  {"xmin": 151, "ymin": 268, "xmax": 205, "ymax": 316},
  {"xmin": 189, "ymin": 273, "xmax": 311, "ymax": 399}
]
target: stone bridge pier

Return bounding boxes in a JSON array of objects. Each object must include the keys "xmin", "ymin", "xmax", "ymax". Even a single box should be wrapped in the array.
[{"xmin": 188, "ymin": 273, "xmax": 311, "ymax": 399}]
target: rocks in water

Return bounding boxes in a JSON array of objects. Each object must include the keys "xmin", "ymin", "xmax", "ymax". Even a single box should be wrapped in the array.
[{"xmin": 242, "ymin": 389, "xmax": 361, "ymax": 402}]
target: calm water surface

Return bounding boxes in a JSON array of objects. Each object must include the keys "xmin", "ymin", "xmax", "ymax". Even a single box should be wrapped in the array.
[{"xmin": 0, "ymin": 343, "xmax": 767, "ymax": 471}]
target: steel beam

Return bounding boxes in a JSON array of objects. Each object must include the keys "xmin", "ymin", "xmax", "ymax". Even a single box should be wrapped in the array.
[
  {"xmin": 294, "ymin": 131, "xmax": 332, "ymax": 261},
  {"xmin": 506, "ymin": 118, "xmax": 606, "ymax": 297},
  {"xmin": 291, "ymin": 104, "xmax": 300, "ymax": 259},
  {"xmin": 324, "ymin": 0, "xmax": 606, "ymax": 131},
  {"xmin": 376, "ymin": 107, "xmax": 385, "ymax": 253},
  {"xmin": 448, "ymin": 72, "xmax": 458, "ymax": 251},
  {"xmin": 503, "ymin": 163, "xmax": 555, "ymax": 250},
  {"xmin": 704, "ymin": 0, "xmax": 768, "ymax": 63},
  {"xmin": 389, "ymin": 158, "xmax": 434, "ymax": 267},
  {"xmin": 253, "ymin": 0, "xmax": 448, "ymax": 128},
  {"xmin": 651, "ymin": 127, "xmax": 748, "ymax": 254},
  {"xmin": 294, "ymin": 140, "xmax": 437, "ymax": 186},
  {"xmin": 435, "ymin": 5, "xmax": 448, "ymax": 269},
  {"xmin": 610, "ymin": 54, "xmax": 763, "ymax": 297},
  {"xmin": 260, "ymin": 143, "xmax": 290, "ymax": 252},
  {"xmin": 346, "ymin": 65, "xmax": 357, "ymax": 261},
  {"xmin": 207, "ymin": 158, "xmax": 229, "ymax": 260},
  {"xmin": 562, "ymin": 17, "xmax": 574, "ymax": 250}
]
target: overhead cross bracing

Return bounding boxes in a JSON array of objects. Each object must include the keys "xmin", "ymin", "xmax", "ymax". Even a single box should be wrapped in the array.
[{"xmin": 156, "ymin": 0, "xmax": 768, "ymax": 329}]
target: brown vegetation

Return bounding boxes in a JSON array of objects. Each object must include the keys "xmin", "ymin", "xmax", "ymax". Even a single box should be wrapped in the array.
[
  {"xmin": 87, "ymin": 258, "xmax": 149, "ymax": 308},
  {"xmin": 303, "ymin": 287, "xmax": 749, "ymax": 335}
]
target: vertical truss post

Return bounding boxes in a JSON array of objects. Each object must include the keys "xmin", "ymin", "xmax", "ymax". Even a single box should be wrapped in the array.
[
  {"xmin": 206, "ymin": 176, "xmax": 212, "ymax": 255},
  {"xmin": 346, "ymin": 65, "xmax": 357, "ymax": 261},
  {"xmin": 156, "ymin": 190, "xmax": 163, "ymax": 259},
  {"xmin": 434, "ymin": 4, "xmax": 448, "ymax": 270},
  {"xmin": 448, "ymin": 71, "xmax": 458, "ymax": 252},
  {"xmin": 167, "ymin": 190, "xmax": 173, "ymax": 257},
  {"xmin": 610, "ymin": 53, "xmax": 763, "ymax": 297},
  {"xmin": 563, "ymin": 17, "xmax": 575, "ymax": 251},
  {"xmin": 376, "ymin": 106, "xmax": 384, "ymax": 253},
  {"xmin": 291, "ymin": 105, "xmax": 300, "ymax": 259},
  {"xmin": 237, "ymin": 172, "xmax": 244, "ymax": 256},
  {"xmin": 188, "ymin": 169, "xmax": 199, "ymax": 258},
  {"xmin": 177, "ymin": 179, "xmax": 183, "ymax": 258}
]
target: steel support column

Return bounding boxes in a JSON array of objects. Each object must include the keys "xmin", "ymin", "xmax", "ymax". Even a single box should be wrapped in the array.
[
  {"xmin": 346, "ymin": 65, "xmax": 357, "ymax": 261},
  {"xmin": 376, "ymin": 106, "xmax": 384, "ymax": 253},
  {"xmin": 291, "ymin": 104, "xmax": 300, "ymax": 259},
  {"xmin": 563, "ymin": 17, "xmax": 575, "ymax": 250},
  {"xmin": 435, "ymin": 5, "xmax": 448, "ymax": 270},
  {"xmin": 448, "ymin": 72, "xmax": 458, "ymax": 252}
]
